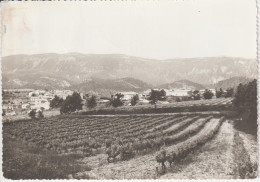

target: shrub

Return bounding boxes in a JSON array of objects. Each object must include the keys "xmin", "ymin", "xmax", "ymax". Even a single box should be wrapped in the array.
[
  {"xmin": 216, "ymin": 88, "xmax": 224, "ymax": 98},
  {"xmin": 86, "ymin": 95, "xmax": 97, "ymax": 109},
  {"xmin": 28, "ymin": 110, "xmax": 36, "ymax": 119},
  {"xmin": 225, "ymin": 88, "xmax": 234, "ymax": 98},
  {"xmin": 131, "ymin": 94, "xmax": 139, "ymax": 106},
  {"xmin": 203, "ymin": 89, "xmax": 214, "ymax": 99}
]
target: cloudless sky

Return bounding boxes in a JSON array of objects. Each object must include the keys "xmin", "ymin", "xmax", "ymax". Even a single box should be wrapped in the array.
[{"xmin": 1, "ymin": 0, "xmax": 257, "ymax": 59}]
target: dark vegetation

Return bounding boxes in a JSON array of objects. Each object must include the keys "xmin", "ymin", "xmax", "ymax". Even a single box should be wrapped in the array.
[
  {"xmin": 110, "ymin": 93, "xmax": 124, "ymax": 107},
  {"xmin": 148, "ymin": 89, "xmax": 166, "ymax": 108},
  {"xmin": 232, "ymin": 79, "xmax": 257, "ymax": 136},
  {"xmin": 60, "ymin": 92, "xmax": 83, "ymax": 114},
  {"xmin": 50, "ymin": 95, "xmax": 64, "ymax": 108},
  {"xmin": 86, "ymin": 95, "xmax": 97, "ymax": 109},
  {"xmin": 131, "ymin": 94, "xmax": 139, "ymax": 106},
  {"xmin": 3, "ymin": 136, "xmax": 91, "ymax": 179},
  {"xmin": 203, "ymin": 89, "xmax": 214, "ymax": 99}
]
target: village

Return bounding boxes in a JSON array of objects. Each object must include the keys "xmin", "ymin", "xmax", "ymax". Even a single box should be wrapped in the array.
[{"xmin": 2, "ymin": 87, "xmax": 219, "ymax": 117}]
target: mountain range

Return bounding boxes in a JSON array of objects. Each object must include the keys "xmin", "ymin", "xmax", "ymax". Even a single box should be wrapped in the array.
[{"xmin": 2, "ymin": 53, "xmax": 257, "ymax": 94}]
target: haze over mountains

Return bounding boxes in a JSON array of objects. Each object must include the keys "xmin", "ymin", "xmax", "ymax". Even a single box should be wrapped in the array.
[{"xmin": 2, "ymin": 53, "xmax": 257, "ymax": 94}]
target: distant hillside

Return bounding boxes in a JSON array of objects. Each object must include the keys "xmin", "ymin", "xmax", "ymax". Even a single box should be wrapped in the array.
[
  {"xmin": 2, "ymin": 73, "xmax": 73, "ymax": 90},
  {"xmin": 2, "ymin": 53, "xmax": 257, "ymax": 87},
  {"xmin": 214, "ymin": 77, "xmax": 252, "ymax": 90},
  {"xmin": 157, "ymin": 80, "xmax": 205, "ymax": 90},
  {"xmin": 71, "ymin": 77, "xmax": 152, "ymax": 97}
]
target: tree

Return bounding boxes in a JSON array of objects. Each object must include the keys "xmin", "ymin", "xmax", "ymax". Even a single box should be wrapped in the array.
[
  {"xmin": 131, "ymin": 94, "xmax": 139, "ymax": 106},
  {"xmin": 87, "ymin": 95, "xmax": 97, "ymax": 109},
  {"xmin": 203, "ymin": 89, "xmax": 214, "ymax": 99},
  {"xmin": 148, "ymin": 89, "xmax": 166, "ymax": 108},
  {"xmin": 28, "ymin": 110, "xmax": 36, "ymax": 119},
  {"xmin": 216, "ymin": 88, "xmax": 224, "ymax": 98},
  {"xmin": 50, "ymin": 95, "xmax": 64, "ymax": 108},
  {"xmin": 2, "ymin": 109, "xmax": 6, "ymax": 116},
  {"xmin": 233, "ymin": 83, "xmax": 246, "ymax": 112},
  {"xmin": 233, "ymin": 80, "xmax": 257, "ymax": 121},
  {"xmin": 192, "ymin": 90, "xmax": 200, "ymax": 100},
  {"xmin": 225, "ymin": 88, "xmax": 234, "ymax": 98},
  {"xmin": 110, "ymin": 93, "xmax": 124, "ymax": 107},
  {"xmin": 60, "ymin": 92, "xmax": 83, "ymax": 114}
]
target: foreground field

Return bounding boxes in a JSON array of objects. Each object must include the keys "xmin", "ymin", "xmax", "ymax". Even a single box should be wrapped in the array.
[{"xmin": 3, "ymin": 112, "xmax": 258, "ymax": 179}]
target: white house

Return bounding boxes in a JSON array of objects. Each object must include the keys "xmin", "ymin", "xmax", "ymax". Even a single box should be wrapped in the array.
[
  {"xmin": 22, "ymin": 103, "xmax": 30, "ymax": 110},
  {"xmin": 30, "ymin": 98, "xmax": 50, "ymax": 110},
  {"xmin": 118, "ymin": 92, "xmax": 138, "ymax": 101},
  {"xmin": 53, "ymin": 90, "xmax": 73, "ymax": 99},
  {"xmin": 142, "ymin": 89, "xmax": 152, "ymax": 98},
  {"xmin": 165, "ymin": 89, "xmax": 192, "ymax": 97}
]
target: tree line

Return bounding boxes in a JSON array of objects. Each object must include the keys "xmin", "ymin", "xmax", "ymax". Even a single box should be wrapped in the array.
[{"xmin": 44, "ymin": 80, "xmax": 256, "ymax": 116}]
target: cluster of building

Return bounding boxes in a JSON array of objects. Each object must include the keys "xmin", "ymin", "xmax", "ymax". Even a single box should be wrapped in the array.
[
  {"xmin": 115, "ymin": 88, "xmax": 217, "ymax": 102},
  {"xmin": 2, "ymin": 87, "xmax": 218, "ymax": 116},
  {"xmin": 2, "ymin": 89, "xmax": 74, "ymax": 116}
]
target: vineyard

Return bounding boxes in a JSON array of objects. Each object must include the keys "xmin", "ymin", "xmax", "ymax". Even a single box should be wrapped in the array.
[{"xmin": 4, "ymin": 111, "xmax": 254, "ymax": 179}]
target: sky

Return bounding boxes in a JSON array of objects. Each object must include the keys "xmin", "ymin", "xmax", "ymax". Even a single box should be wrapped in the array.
[{"xmin": 1, "ymin": 0, "xmax": 257, "ymax": 59}]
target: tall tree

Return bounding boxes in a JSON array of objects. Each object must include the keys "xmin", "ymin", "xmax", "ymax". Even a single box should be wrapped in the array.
[
  {"xmin": 110, "ymin": 93, "xmax": 124, "ymax": 107},
  {"xmin": 50, "ymin": 95, "xmax": 64, "ymax": 108},
  {"xmin": 148, "ymin": 89, "xmax": 166, "ymax": 108},
  {"xmin": 233, "ymin": 80, "xmax": 257, "ymax": 121},
  {"xmin": 87, "ymin": 95, "xmax": 97, "ymax": 109},
  {"xmin": 192, "ymin": 90, "xmax": 200, "ymax": 100},
  {"xmin": 131, "ymin": 94, "xmax": 139, "ymax": 106},
  {"xmin": 216, "ymin": 88, "xmax": 224, "ymax": 98},
  {"xmin": 60, "ymin": 92, "xmax": 83, "ymax": 114}
]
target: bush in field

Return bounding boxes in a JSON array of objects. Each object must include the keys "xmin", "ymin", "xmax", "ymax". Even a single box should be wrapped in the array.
[
  {"xmin": 28, "ymin": 110, "xmax": 36, "ymax": 119},
  {"xmin": 233, "ymin": 79, "xmax": 257, "ymax": 121},
  {"xmin": 37, "ymin": 110, "xmax": 44, "ymax": 119},
  {"xmin": 192, "ymin": 90, "xmax": 201, "ymax": 100},
  {"xmin": 2, "ymin": 109, "xmax": 6, "ymax": 116},
  {"xmin": 203, "ymin": 89, "xmax": 214, "ymax": 99},
  {"xmin": 86, "ymin": 95, "xmax": 97, "ymax": 109},
  {"xmin": 110, "ymin": 93, "xmax": 124, "ymax": 107},
  {"xmin": 216, "ymin": 88, "xmax": 224, "ymax": 98},
  {"xmin": 60, "ymin": 92, "xmax": 83, "ymax": 114},
  {"xmin": 131, "ymin": 94, "xmax": 139, "ymax": 106},
  {"xmin": 148, "ymin": 89, "xmax": 166, "ymax": 108},
  {"xmin": 176, "ymin": 97, "xmax": 181, "ymax": 102},
  {"xmin": 225, "ymin": 88, "xmax": 234, "ymax": 98},
  {"xmin": 50, "ymin": 95, "xmax": 64, "ymax": 108}
]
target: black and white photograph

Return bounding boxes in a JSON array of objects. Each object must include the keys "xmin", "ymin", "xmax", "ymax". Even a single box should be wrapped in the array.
[{"xmin": 1, "ymin": 0, "xmax": 259, "ymax": 180}]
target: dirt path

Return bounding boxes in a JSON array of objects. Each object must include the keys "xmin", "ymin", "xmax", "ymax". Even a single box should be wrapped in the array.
[{"xmin": 160, "ymin": 120, "xmax": 236, "ymax": 179}]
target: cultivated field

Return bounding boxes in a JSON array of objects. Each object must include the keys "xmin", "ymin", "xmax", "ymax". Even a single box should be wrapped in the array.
[{"xmin": 3, "ymin": 109, "xmax": 257, "ymax": 179}]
